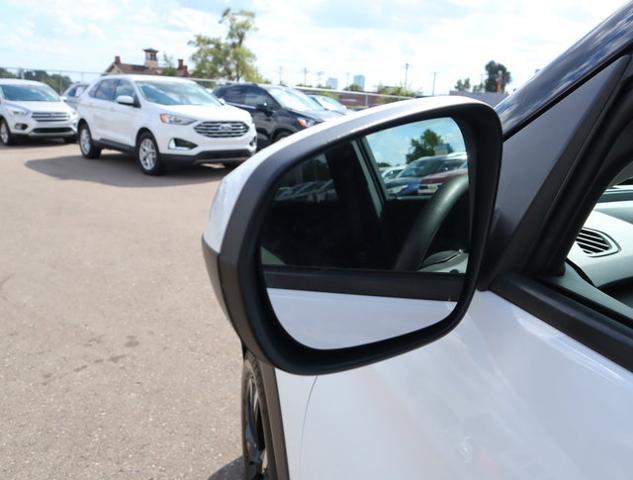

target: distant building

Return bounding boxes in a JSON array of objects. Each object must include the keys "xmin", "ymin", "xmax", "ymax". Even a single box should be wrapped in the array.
[
  {"xmin": 326, "ymin": 77, "xmax": 338, "ymax": 90},
  {"xmin": 104, "ymin": 48, "xmax": 189, "ymax": 77},
  {"xmin": 448, "ymin": 90, "xmax": 508, "ymax": 107},
  {"xmin": 353, "ymin": 74, "xmax": 366, "ymax": 90}
]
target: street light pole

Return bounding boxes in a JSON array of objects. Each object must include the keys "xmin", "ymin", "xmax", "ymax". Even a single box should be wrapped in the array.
[
  {"xmin": 404, "ymin": 63, "xmax": 410, "ymax": 88},
  {"xmin": 432, "ymin": 71, "xmax": 437, "ymax": 96}
]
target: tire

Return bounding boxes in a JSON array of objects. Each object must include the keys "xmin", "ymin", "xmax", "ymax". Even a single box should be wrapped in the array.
[
  {"xmin": 274, "ymin": 130, "xmax": 292, "ymax": 142},
  {"xmin": 223, "ymin": 162, "xmax": 239, "ymax": 170},
  {"xmin": 78, "ymin": 123, "xmax": 101, "ymax": 159},
  {"xmin": 136, "ymin": 132, "xmax": 164, "ymax": 176},
  {"xmin": 242, "ymin": 352, "xmax": 278, "ymax": 480},
  {"xmin": 63, "ymin": 136, "xmax": 77, "ymax": 144},
  {"xmin": 0, "ymin": 118, "xmax": 14, "ymax": 146}
]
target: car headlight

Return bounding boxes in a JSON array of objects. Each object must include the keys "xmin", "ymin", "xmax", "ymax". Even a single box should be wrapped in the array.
[
  {"xmin": 8, "ymin": 107, "xmax": 29, "ymax": 117},
  {"xmin": 297, "ymin": 117, "xmax": 318, "ymax": 128},
  {"xmin": 159, "ymin": 113, "xmax": 195, "ymax": 125}
]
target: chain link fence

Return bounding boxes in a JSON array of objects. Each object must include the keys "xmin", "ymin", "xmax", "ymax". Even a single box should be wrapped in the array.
[{"xmin": 0, "ymin": 66, "xmax": 412, "ymax": 109}]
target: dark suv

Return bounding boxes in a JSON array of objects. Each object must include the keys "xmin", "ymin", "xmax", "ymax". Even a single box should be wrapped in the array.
[{"xmin": 213, "ymin": 84, "xmax": 341, "ymax": 149}]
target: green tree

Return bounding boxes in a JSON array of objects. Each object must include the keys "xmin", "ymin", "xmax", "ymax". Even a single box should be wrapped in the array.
[
  {"xmin": 344, "ymin": 83, "xmax": 363, "ymax": 92},
  {"xmin": 189, "ymin": 8, "xmax": 263, "ymax": 82},
  {"xmin": 0, "ymin": 68, "xmax": 16, "ymax": 79},
  {"xmin": 376, "ymin": 84, "xmax": 415, "ymax": 97},
  {"xmin": 482, "ymin": 61, "xmax": 512, "ymax": 93},
  {"xmin": 22, "ymin": 70, "xmax": 72, "ymax": 93},
  {"xmin": 161, "ymin": 54, "xmax": 178, "ymax": 76},
  {"xmin": 454, "ymin": 78, "xmax": 471, "ymax": 92},
  {"xmin": 406, "ymin": 128, "xmax": 443, "ymax": 163}
]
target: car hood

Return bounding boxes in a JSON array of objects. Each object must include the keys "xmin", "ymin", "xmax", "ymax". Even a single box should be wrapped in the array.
[
  {"xmin": 159, "ymin": 104, "xmax": 253, "ymax": 123},
  {"xmin": 6, "ymin": 101, "xmax": 74, "ymax": 114}
]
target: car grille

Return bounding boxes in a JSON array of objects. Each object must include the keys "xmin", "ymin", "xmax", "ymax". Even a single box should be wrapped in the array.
[
  {"xmin": 576, "ymin": 228, "xmax": 619, "ymax": 257},
  {"xmin": 32, "ymin": 112, "xmax": 70, "ymax": 122},
  {"xmin": 194, "ymin": 121, "xmax": 248, "ymax": 138}
]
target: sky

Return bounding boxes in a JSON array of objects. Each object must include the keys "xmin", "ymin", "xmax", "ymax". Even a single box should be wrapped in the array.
[{"xmin": 0, "ymin": 0, "xmax": 629, "ymax": 94}]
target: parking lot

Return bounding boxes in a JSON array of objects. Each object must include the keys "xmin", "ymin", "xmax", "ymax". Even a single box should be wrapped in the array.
[{"xmin": 0, "ymin": 142, "xmax": 243, "ymax": 479}]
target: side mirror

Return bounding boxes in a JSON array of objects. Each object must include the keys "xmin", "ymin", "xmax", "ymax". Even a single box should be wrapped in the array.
[
  {"xmin": 202, "ymin": 97, "xmax": 501, "ymax": 375},
  {"xmin": 256, "ymin": 102, "xmax": 273, "ymax": 115},
  {"xmin": 218, "ymin": 97, "xmax": 226, "ymax": 105},
  {"xmin": 116, "ymin": 95, "xmax": 136, "ymax": 107},
  {"xmin": 61, "ymin": 96, "xmax": 68, "ymax": 102}
]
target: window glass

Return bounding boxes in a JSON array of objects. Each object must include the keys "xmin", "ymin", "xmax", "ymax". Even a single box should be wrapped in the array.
[
  {"xmin": 94, "ymin": 79, "xmax": 118, "ymax": 101},
  {"xmin": 0, "ymin": 83, "xmax": 60, "ymax": 102},
  {"xmin": 365, "ymin": 118, "xmax": 467, "ymax": 198},
  {"xmin": 260, "ymin": 117, "xmax": 470, "ymax": 272},
  {"xmin": 136, "ymin": 81, "xmax": 221, "ymax": 106},
  {"xmin": 243, "ymin": 87, "xmax": 270, "ymax": 107},
  {"xmin": 221, "ymin": 87, "xmax": 245, "ymax": 104},
  {"xmin": 267, "ymin": 86, "xmax": 322, "ymax": 112},
  {"xmin": 115, "ymin": 80, "xmax": 136, "ymax": 99}
]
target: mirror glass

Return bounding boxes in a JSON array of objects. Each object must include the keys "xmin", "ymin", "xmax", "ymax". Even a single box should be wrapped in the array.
[{"xmin": 258, "ymin": 117, "xmax": 471, "ymax": 349}]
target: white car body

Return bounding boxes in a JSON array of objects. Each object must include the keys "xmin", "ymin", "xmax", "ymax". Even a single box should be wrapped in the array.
[
  {"xmin": 0, "ymin": 79, "xmax": 78, "ymax": 141},
  {"xmin": 77, "ymin": 74, "xmax": 257, "ymax": 165}
]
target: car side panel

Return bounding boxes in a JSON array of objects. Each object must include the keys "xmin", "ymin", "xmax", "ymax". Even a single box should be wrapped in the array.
[{"xmin": 285, "ymin": 290, "xmax": 633, "ymax": 479}]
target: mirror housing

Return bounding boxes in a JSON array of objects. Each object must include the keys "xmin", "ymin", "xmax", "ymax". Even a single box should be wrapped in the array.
[
  {"xmin": 202, "ymin": 97, "xmax": 502, "ymax": 375},
  {"xmin": 116, "ymin": 95, "xmax": 136, "ymax": 107},
  {"xmin": 256, "ymin": 102, "xmax": 273, "ymax": 115}
]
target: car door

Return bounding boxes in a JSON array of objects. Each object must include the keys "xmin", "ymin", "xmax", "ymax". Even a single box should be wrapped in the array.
[
  {"xmin": 242, "ymin": 86, "xmax": 277, "ymax": 145},
  {"xmin": 86, "ymin": 78, "xmax": 118, "ymax": 141},
  {"xmin": 107, "ymin": 79, "xmax": 141, "ymax": 147}
]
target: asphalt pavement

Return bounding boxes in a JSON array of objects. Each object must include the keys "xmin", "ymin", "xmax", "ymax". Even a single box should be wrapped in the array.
[{"xmin": 0, "ymin": 141, "xmax": 245, "ymax": 479}]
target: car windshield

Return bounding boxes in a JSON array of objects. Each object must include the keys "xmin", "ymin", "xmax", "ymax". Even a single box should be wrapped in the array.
[
  {"xmin": 267, "ymin": 87, "xmax": 322, "ymax": 112},
  {"xmin": 0, "ymin": 84, "xmax": 60, "ymax": 102},
  {"xmin": 137, "ymin": 81, "xmax": 222, "ymax": 106}
]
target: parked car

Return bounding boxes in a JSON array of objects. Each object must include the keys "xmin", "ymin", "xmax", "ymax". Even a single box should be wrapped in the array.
[
  {"xmin": 384, "ymin": 152, "xmax": 467, "ymax": 197},
  {"xmin": 62, "ymin": 82, "xmax": 89, "ymax": 110},
  {"xmin": 213, "ymin": 83, "xmax": 341, "ymax": 149},
  {"xmin": 203, "ymin": 3, "xmax": 633, "ymax": 479},
  {"xmin": 76, "ymin": 75, "xmax": 257, "ymax": 175},
  {"xmin": 0, "ymin": 79, "xmax": 78, "ymax": 145},
  {"xmin": 380, "ymin": 165, "xmax": 405, "ymax": 180},
  {"xmin": 309, "ymin": 94, "xmax": 348, "ymax": 114}
]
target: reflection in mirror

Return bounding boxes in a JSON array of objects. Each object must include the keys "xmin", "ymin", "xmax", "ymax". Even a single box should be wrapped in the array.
[{"xmin": 259, "ymin": 117, "xmax": 470, "ymax": 349}]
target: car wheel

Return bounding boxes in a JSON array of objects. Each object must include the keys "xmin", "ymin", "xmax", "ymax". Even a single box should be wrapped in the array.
[
  {"xmin": 79, "ymin": 124, "xmax": 101, "ymax": 159},
  {"xmin": 0, "ymin": 119, "xmax": 14, "ymax": 146},
  {"xmin": 274, "ymin": 131, "xmax": 292, "ymax": 142},
  {"xmin": 136, "ymin": 132, "xmax": 164, "ymax": 176},
  {"xmin": 63, "ymin": 136, "xmax": 77, "ymax": 144},
  {"xmin": 242, "ymin": 352, "xmax": 278, "ymax": 480}
]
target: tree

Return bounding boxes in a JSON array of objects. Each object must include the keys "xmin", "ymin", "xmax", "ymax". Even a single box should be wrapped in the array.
[
  {"xmin": 482, "ymin": 61, "xmax": 512, "ymax": 93},
  {"xmin": 189, "ymin": 8, "xmax": 263, "ymax": 82},
  {"xmin": 21, "ymin": 70, "xmax": 72, "ymax": 93},
  {"xmin": 344, "ymin": 83, "xmax": 363, "ymax": 92},
  {"xmin": 376, "ymin": 84, "xmax": 415, "ymax": 97},
  {"xmin": 454, "ymin": 78, "xmax": 471, "ymax": 92},
  {"xmin": 161, "ymin": 54, "xmax": 178, "ymax": 76},
  {"xmin": 0, "ymin": 68, "xmax": 15, "ymax": 79},
  {"xmin": 406, "ymin": 128, "xmax": 443, "ymax": 163}
]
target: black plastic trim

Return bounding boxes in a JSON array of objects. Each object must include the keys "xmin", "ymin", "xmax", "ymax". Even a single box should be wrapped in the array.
[
  {"xmin": 264, "ymin": 266, "xmax": 463, "ymax": 301},
  {"xmin": 95, "ymin": 138, "xmax": 135, "ymax": 153},
  {"xmin": 162, "ymin": 149, "xmax": 252, "ymax": 165}
]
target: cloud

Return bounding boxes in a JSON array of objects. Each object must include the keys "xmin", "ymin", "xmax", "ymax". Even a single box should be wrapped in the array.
[{"xmin": 0, "ymin": 0, "xmax": 628, "ymax": 94}]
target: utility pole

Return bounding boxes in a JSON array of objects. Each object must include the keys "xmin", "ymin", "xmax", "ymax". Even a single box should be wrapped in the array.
[
  {"xmin": 346, "ymin": 72, "xmax": 350, "ymax": 88},
  {"xmin": 404, "ymin": 63, "xmax": 410, "ymax": 88},
  {"xmin": 432, "ymin": 71, "xmax": 437, "ymax": 96},
  {"xmin": 317, "ymin": 71, "xmax": 324, "ymax": 87},
  {"xmin": 278, "ymin": 66, "xmax": 283, "ymax": 85},
  {"xmin": 303, "ymin": 67, "xmax": 308, "ymax": 86}
]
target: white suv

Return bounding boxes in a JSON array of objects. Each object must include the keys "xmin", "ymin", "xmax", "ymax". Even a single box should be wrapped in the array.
[
  {"xmin": 76, "ymin": 75, "xmax": 257, "ymax": 175},
  {"xmin": 0, "ymin": 79, "xmax": 78, "ymax": 145}
]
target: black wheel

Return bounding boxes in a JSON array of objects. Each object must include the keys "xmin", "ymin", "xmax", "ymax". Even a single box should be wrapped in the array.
[
  {"xmin": 63, "ymin": 136, "xmax": 77, "ymax": 144},
  {"xmin": 79, "ymin": 123, "xmax": 101, "ymax": 159},
  {"xmin": 273, "ymin": 131, "xmax": 292, "ymax": 142},
  {"xmin": 242, "ymin": 352, "xmax": 277, "ymax": 480},
  {"xmin": 0, "ymin": 118, "xmax": 14, "ymax": 146},
  {"xmin": 223, "ymin": 162, "xmax": 240, "ymax": 170},
  {"xmin": 136, "ymin": 132, "xmax": 164, "ymax": 176}
]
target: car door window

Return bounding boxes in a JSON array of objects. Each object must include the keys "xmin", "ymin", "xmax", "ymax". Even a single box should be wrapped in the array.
[
  {"xmin": 114, "ymin": 80, "xmax": 136, "ymax": 100},
  {"xmin": 93, "ymin": 79, "xmax": 117, "ymax": 102},
  {"xmin": 243, "ymin": 87, "xmax": 270, "ymax": 107},
  {"xmin": 260, "ymin": 117, "xmax": 470, "ymax": 272},
  {"xmin": 222, "ymin": 87, "xmax": 245, "ymax": 105}
]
